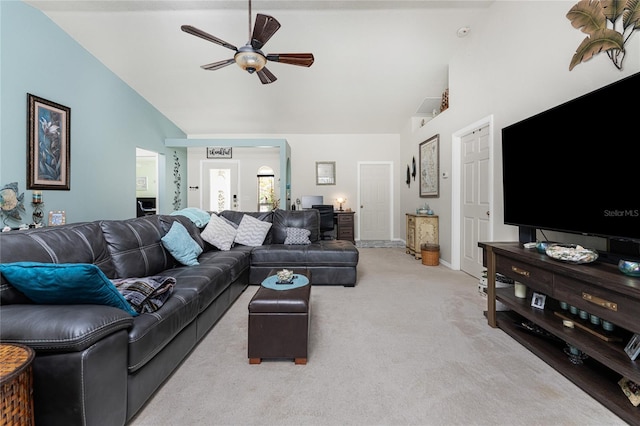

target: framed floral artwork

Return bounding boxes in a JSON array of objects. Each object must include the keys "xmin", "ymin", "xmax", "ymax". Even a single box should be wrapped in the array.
[{"xmin": 27, "ymin": 94, "xmax": 71, "ymax": 190}]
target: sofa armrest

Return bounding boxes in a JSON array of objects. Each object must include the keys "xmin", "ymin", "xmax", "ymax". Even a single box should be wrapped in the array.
[{"xmin": 0, "ymin": 304, "xmax": 134, "ymax": 352}]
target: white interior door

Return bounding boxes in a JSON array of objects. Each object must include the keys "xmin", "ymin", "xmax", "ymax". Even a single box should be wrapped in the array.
[
  {"xmin": 201, "ymin": 161, "xmax": 239, "ymax": 212},
  {"xmin": 358, "ymin": 162, "xmax": 392, "ymax": 240},
  {"xmin": 461, "ymin": 125, "xmax": 490, "ymax": 279}
]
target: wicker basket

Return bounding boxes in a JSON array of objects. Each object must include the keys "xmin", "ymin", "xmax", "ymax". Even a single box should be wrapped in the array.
[
  {"xmin": 421, "ymin": 243, "xmax": 440, "ymax": 266},
  {"xmin": 1, "ymin": 344, "xmax": 35, "ymax": 426}
]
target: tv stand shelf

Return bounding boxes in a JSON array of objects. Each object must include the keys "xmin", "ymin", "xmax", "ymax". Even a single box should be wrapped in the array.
[{"xmin": 480, "ymin": 242, "xmax": 640, "ymax": 425}]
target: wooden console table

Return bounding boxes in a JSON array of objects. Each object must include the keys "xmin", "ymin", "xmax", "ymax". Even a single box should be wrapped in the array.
[{"xmin": 479, "ymin": 241, "xmax": 640, "ymax": 425}]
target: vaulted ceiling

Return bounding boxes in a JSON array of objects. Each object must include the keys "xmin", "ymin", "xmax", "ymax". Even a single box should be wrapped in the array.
[{"xmin": 25, "ymin": 0, "xmax": 493, "ymax": 135}]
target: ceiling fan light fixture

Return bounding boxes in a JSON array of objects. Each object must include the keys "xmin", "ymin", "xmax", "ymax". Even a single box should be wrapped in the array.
[{"xmin": 234, "ymin": 47, "xmax": 266, "ymax": 73}]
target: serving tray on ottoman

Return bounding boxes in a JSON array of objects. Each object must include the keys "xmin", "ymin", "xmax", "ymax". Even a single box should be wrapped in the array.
[{"xmin": 248, "ymin": 269, "xmax": 311, "ymax": 365}]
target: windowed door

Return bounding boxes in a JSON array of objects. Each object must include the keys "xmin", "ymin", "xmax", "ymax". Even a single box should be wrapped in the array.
[
  {"xmin": 257, "ymin": 166, "xmax": 276, "ymax": 212},
  {"xmin": 201, "ymin": 161, "xmax": 238, "ymax": 212}
]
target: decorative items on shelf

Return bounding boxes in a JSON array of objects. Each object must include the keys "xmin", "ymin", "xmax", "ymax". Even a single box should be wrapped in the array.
[
  {"xmin": 48, "ymin": 210, "xmax": 65, "ymax": 227},
  {"xmin": 564, "ymin": 343, "xmax": 589, "ymax": 365},
  {"xmin": 440, "ymin": 88, "xmax": 449, "ymax": 112},
  {"xmin": 619, "ymin": 260, "xmax": 640, "ymax": 277},
  {"xmin": 0, "ymin": 182, "xmax": 26, "ymax": 226},
  {"xmin": 31, "ymin": 190, "xmax": 44, "ymax": 225},
  {"xmin": 416, "ymin": 203, "xmax": 433, "ymax": 215},
  {"xmin": 618, "ymin": 377, "xmax": 640, "ymax": 406}
]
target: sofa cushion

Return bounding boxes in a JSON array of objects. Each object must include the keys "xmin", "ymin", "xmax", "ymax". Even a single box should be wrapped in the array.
[
  {"xmin": 271, "ymin": 209, "xmax": 320, "ymax": 243},
  {"xmin": 284, "ymin": 227, "xmax": 311, "ymax": 245},
  {"xmin": 0, "ymin": 222, "xmax": 117, "ymax": 305},
  {"xmin": 234, "ymin": 214, "xmax": 272, "ymax": 246},
  {"xmin": 170, "ymin": 207, "xmax": 211, "ymax": 228},
  {"xmin": 126, "ymin": 287, "xmax": 200, "ymax": 372},
  {"xmin": 218, "ymin": 211, "xmax": 273, "ymax": 244},
  {"xmin": 161, "ymin": 221, "xmax": 202, "ymax": 266},
  {"xmin": 251, "ymin": 240, "xmax": 359, "ymax": 267},
  {"xmin": 201, "ymin": 214, "xmax": 237, "ymax": 251},
  {"xmin": 0, "ymin": 262, "xmax": 138, "ymax": 316},
  {"xmin": 100, "ymin": 216, "xmax": 176, "ymax": 278}
]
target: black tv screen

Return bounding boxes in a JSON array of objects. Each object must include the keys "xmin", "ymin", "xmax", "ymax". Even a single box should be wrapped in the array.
[{"xmin": 501, "ymin": 72, "xmax": 640, "ymax": 242}]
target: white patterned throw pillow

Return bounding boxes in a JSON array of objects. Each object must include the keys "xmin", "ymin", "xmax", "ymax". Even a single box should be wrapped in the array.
[
  {"xmin": 234, "ymin": 214, "xmax": 272, "ymax": 246},
  {"xmin": 284, "ymin": 227, "xmax": 311, "ymax": 245},
  {"xmin": 201, "ymin": 214, "xmax": 237, "ymax": 251}
]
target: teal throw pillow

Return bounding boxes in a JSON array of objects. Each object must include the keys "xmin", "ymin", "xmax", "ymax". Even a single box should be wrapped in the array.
[
  {"xmin": 161, "ymin": 221, "xmax": 203, "ymax": 266},
  {"xmin": 170, "ymin": 207, "xmax": 211, "ymax": 228},
  {"xmin": 0, "ymin": 262, "xmax": 138, "ymax": 316}
]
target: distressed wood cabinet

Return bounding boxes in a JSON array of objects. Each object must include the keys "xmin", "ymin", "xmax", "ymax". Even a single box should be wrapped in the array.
[{"xmin": 405, "ymin": 214, "xmax": 438, "ymax": 259}]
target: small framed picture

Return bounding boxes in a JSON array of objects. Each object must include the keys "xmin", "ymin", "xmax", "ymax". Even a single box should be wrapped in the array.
[
  {"xmin": 48, "ymin": 210, "xmax": 66, "ymax": 226},
  {"xmin": 206, "ymin": 147, "xmax": 232, "ymax": 159},
  {"xmin": 531, "ymin": 292, "xmax": 546, "ymax": 310},
  {"xmin": 625, "ymin": 334, "xmax": 640, "ymax": 361}
]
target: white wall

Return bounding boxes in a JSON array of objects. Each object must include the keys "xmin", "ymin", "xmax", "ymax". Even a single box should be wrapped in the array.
[
  {"xmin": 186, "ymin": 133, "xmax": 401, "ymax": 240},
  {"xmin": 401, "ymin": 0, "xmax": 640, "ymax": 266},
  {"xmin": 187, "ymin": 147, "xmax": 280, "ymax": 211}
]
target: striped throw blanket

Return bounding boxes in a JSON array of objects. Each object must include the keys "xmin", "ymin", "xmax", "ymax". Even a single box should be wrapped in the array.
[{"xmin": 112, "ymin": 276, "xmax": 176, "ymax": 314}]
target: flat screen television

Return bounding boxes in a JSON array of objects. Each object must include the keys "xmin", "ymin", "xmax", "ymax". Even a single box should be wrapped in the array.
[
  {"xmin": 301, "ymin": 195, "xmax": 323, "ymax": 209},
  {"xmin": 501, "ymin": 71, "xmax": 640, "ymax": 261}
]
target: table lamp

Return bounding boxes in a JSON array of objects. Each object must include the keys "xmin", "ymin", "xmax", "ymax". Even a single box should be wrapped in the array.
[{"xmin": 336, "ymin": 197, "xmax": 346, "ymax": 211}]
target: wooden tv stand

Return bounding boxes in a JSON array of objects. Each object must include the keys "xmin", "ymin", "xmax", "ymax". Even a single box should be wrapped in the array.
[{"xmin": 479, "ymin": 242, "xmax": 640, "ymax": 425}]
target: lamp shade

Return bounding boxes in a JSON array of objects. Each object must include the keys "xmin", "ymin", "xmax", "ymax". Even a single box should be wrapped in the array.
[{"xmin": 234, "ymin": 47, "xmax": 266, "ymax": 73}]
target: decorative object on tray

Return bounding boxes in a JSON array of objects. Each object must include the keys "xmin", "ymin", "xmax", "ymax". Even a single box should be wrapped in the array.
[
  {"xmin": 545, "ymin": 243, "xmax": 598, "ymax": 264},
  {"xmin": 262, "ymin": 273, "xmax": 309, "ymax": 291},
  {"xmin": 535, "ymin": 240, "xmax": 554, "ymax": 254},
  {"xmin": 276, "ymin": 269, "xmax": 294, "ymax": 284},
  {"xmin": 564, "ymin": 343, "xmax": 588, "ymax": 365},
  {"xmin": 618, "ymin": 259, "xmax": 640, "ymax": 277},
  {"xmin": 618, "ymin": 377, "xmax": 640, "ymax": 407}
]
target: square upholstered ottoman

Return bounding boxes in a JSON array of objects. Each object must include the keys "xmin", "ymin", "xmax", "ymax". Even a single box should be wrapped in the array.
[{"xmin": 248, "ymin": 269, "xmax": 311, "ymax": 365}]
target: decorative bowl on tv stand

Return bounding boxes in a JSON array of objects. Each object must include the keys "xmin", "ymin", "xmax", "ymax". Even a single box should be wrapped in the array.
[{"xmin": 619, "ymin": 260, "xmax": 640, "ymax": 277}]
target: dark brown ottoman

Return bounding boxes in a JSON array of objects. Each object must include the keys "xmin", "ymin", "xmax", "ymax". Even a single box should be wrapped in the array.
[{"xmin": 248, "ymin": 269, "xmax": 311, "ymax": 365}]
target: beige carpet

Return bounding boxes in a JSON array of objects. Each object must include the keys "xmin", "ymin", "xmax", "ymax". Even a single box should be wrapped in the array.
[{"xmin": 129, "ymin": 248, "xmax": 625, "ymax": 426}]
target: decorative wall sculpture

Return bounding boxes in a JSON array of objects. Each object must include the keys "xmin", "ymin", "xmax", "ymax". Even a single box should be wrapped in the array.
[{"xmin": 567, "ymin": 0, "xmax": 639, "ymax": 70}]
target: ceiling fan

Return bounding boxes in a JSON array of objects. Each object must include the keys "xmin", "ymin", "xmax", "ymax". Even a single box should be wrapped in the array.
[{"xmin": 181, "ymin": 0, "xmax": 314, "ymax": 84}]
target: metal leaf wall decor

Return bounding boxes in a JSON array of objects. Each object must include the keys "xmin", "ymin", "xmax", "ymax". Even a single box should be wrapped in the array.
[{"xmin": 567, "ymin": 0, "xmax": 640, "ymax": 70}]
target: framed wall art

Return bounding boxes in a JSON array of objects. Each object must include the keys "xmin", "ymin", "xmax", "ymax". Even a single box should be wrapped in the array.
[
  {"xmin": 206, "ymin": 147, "xmax": 232, "ymax": 159},
  {"xmin": 136, "ymin": 176, "xmax": 148, "ymax": 191},
  {"xmin": 419, "ymin": 134, "xmax": 439, "ymax": 198},
  {"xmin": 27, "ymin": 94, "xmax": 71, "ymax": 190},
  {"xmin": 316, "ymin": 161, "xmax": 336, "ymax": 185}
]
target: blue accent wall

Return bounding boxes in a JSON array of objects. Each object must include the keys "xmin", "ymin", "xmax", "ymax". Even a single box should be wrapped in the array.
[{"xmin": 0, "ymin": 1, "xmax": 187, "ymax": 225}]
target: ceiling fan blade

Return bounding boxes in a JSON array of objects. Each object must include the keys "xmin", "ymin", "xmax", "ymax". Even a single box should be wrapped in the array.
[
  {"xmin": 257, "ymin": 67, "xmax": 277, "ymax": 84},
  {"xmin": 266, "ymin": 53, "xmax": 315, "ymax": 67},
  {"xmin": 251, "ymin": 14, "xmax": 281, "ymax": 50},
  {"xmin": 201, "ymin": 58, "xmax": 236, "ymax": 71},
  {"xmin": 181, "ymin": 25, "xmax": 238, "ymax": 52}
]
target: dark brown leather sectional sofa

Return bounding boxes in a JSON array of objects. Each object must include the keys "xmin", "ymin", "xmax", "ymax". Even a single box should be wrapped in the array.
[{"xmin": 0, "ymin": 208, "xmax": 358, "ymax": 425}]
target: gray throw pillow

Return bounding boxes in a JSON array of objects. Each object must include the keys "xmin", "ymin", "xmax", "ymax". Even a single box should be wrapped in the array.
[{"xmin": 284, "ymin": 227, "xmax": 311, "ymax": 245}]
